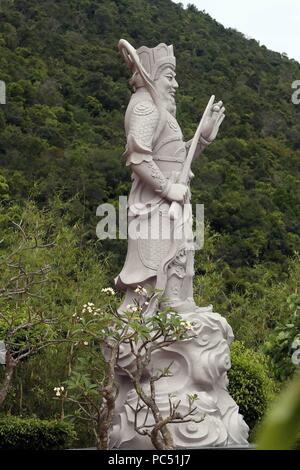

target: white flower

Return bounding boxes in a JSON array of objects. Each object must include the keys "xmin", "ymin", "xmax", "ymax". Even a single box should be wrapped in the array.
[
  {"xmin": 101, "ymin": 287, "xmax": 115, "ymax": 296},
  {"xmin": 144, "ymin": 301, "xmax": 149, "ymax": 306},
  {"xmin": 134, "ymin": 285, "xmax": 148, "ymax": 296},
  {"xmin": 54, "ymin": 386, "xmax": 64, "ymax": 397},
  {"xmin": 83, "ymin": 341, "xmax": 89, "ymax": 346},
  {"xmin": 83, "ymin": 304, "xmax": 87, "ymax": 308},
  {"xmin": 180, "ymin": 320, "xmax": 194, "ymax": 330},
  {"xmin": 88, "ymin": 302, "xmax": 94, "ymax": 307}
]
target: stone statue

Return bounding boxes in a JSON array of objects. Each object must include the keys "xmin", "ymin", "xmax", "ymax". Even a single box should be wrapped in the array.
[
  {"xmin": 115, "ymin": 40, "xmax": 224, "ymax": 315},
  {"xmin": 112, "ymin": 39, "xmax": 249, "ymax": 449}
]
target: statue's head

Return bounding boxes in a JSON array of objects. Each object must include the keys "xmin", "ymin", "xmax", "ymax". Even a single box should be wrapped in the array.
[
  {"xmin": 134, "ymin": 44, "xmax": 178, "ymax": 115},
  {"xmin": 118, "ymin": 40, "xmax": 178, "ymax": 115}
]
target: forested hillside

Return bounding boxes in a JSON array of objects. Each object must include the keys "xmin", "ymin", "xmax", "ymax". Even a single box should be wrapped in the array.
[
  {"xmin": 1, "ymin": 0, "xmax": 300, "ymax": 268},
  {"xmin": 0, "ymin": 1, "xmax": 300, "ymax": 425}
]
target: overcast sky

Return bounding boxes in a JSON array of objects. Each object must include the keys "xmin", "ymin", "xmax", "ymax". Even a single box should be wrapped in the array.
[{"xmin": 173, "ymin": 0, "xmax": 300, "ymax": 63}]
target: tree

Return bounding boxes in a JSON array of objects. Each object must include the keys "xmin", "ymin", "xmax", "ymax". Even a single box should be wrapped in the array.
[
  {"xmin": 0, "ymin": 220, "xmax": 63, "ymax": 407},
  {"xmin": 61, "ymin": 289, "xmax": 201, "ymax": 450}
]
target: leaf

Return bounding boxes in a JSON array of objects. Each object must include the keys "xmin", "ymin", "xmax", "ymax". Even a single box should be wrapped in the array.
[{"xmin": 256, "ymin": 372, "xmax": 300, "ymax": 450}]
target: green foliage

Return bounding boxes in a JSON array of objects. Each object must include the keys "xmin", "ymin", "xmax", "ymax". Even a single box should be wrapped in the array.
[
  {"xmin": 0, "ymin": 347, "xmax": 95, "ymax": 448},
  {"xmin": 0, "ymin": 416, "xmax": 76, "ymax": 450},
  {"xmin": 228, "ymin": 341, "xmax": 277, "ymax": 430},
  {"xmin": 263, "ymin": 292, "xmax": 300, "ymax": 381},
  {"xmin": 0, "ymin": 308, "xmax": 57, "ymax": 359},
  {"xmin": 194, "ymin": 233, "xmax": 300, "ymax": 349},
  {"xmin": 0, "ymin": 198, "xmax": 116, "ymax": 446},
  {"xmin": 0, "ymin": 172, "xmax": 9, "ymax": 200},
  {"xmin": 0, "ymin": 198, "xmax": 114, "ymax": 328},
  {"xmin": 256, "ymin": 372, "xmax": 300, "ymax": 450}
]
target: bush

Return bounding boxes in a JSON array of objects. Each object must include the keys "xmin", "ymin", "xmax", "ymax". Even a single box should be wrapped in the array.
[
  {"xmin": 263, "ymin": 294, "xmax": 300, "ymax": 382},
  {"xmin": 0, "ymin": 416, "xmax": 77, "ymax": 450},
  {"xmin": 228, "ymin": 341, "xmax": 277, "ymax": 431}
]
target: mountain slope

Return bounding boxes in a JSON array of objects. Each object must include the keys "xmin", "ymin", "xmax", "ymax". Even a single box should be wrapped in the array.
[{"xmin": 0, "ymin": 0, "xmax": 300, "ymax": 270}]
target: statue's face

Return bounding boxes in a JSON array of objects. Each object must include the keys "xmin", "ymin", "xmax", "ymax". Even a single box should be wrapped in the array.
[{"xmin": 154, "ymin": 66, "xmax": 178, "ymax": 115}]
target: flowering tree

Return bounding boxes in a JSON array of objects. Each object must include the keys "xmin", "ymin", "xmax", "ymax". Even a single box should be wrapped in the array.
[
  {"xmin": 59, "ymin": 287, "xmax": 201, "ymax": 450},
  {"xmin": 61, "ymin": 300, "xmax": 119, "ymax": 450}
]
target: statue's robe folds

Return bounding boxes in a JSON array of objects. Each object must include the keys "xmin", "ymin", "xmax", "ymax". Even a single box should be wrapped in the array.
[{"xmin": 115, "ymin": 88, "xmax": 194, "ymax": 305}]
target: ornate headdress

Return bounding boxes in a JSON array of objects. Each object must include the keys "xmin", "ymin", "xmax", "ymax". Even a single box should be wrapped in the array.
[
  {"xmin": 135, "ymin": 44, "xmax": 176, "ymax": 80},
  {"xmin": 118, "ymin": 39, "xmax": 175, "ymax": 92}
]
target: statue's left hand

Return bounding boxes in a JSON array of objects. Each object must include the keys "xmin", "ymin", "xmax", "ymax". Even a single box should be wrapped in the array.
[{"xmin": 200, "ymin": 100, "xmax": 225, "ymax": 143}]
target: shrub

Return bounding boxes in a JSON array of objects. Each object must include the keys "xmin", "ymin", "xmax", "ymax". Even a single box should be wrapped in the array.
[
  {"xmin": 263, "ymin": 294, "xmax": 300, "ymax": 382},
  {"xmin": 0, "ymin": 416, "xmax": 77, "ymax": 450},
  {"xmin": 228, "ymin": 341, "xmax": 277, "ymax": 431}
]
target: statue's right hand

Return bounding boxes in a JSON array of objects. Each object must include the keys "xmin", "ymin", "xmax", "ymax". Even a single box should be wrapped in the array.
[{"xmin": 165, "ymin": 183, "xmax": 188, "ymax": 202}]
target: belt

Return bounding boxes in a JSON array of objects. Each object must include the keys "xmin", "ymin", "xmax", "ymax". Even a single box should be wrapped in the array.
[{"xmin": 153, "ymin": 155, "xmax": 185, "ymax": 163}]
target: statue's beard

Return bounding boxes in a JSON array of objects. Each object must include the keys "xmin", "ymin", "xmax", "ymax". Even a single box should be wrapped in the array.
[{"xmin": 163, "ymin": 95, "xmax": 176, "ymax": 116}]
